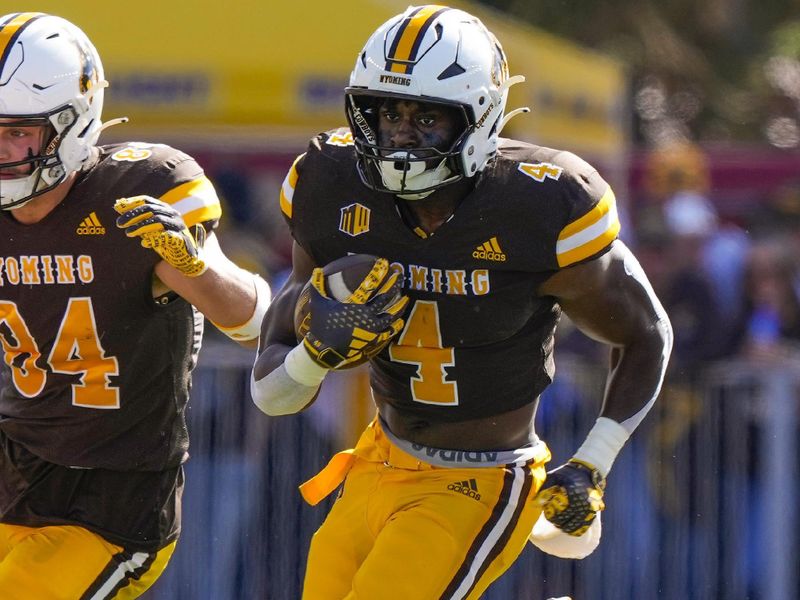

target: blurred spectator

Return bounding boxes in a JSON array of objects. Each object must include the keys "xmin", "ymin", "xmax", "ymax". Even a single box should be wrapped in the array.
[
  {"xmin": 728, "ymin": 238, "xmax": 800, "ymax": 365},
  {"xmin": 664, "ymin": 190, "xmax": 750, "ymax": 327},
  {"xmin": 700, "ymin": 219, "xmax": 750, "ymax": 326},
  {"xmin": 642, "ymin": 143, "xmax": 711, "ymax": 202},
  {"xmin": 637, "ymin": 191, "xmax": 731, "ymax": 376},
  {"xmin": 663, "ymin": 190, "xmax": 718, "ymax": 238}
]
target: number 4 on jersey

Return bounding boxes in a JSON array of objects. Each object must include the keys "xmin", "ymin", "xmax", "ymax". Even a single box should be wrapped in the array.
[
  {"xmin": 389, "ymin": 300, "xmax": 459, "ymax": 406},
  {"xmin": 518, "ymin": 162, "xmax": 563, "ymax": 183}
]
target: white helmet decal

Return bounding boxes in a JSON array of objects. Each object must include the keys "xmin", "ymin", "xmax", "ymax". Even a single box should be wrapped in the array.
[
  {"xmin": 345, "ymin": 5, "xmax": 526, "ymax": 198},
  {"xmin": 0, "ymin": 13, "xmax": 116, "ymax": 209}
]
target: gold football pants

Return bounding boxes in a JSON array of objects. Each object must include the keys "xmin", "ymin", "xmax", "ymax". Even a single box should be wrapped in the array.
[
  {"xmin": 301, "ymin": 419, "xmax": 550, "ymax": 599},
  {"xmin": 0, "ymin": 523, "xmax": 175, "ymax": 599}
]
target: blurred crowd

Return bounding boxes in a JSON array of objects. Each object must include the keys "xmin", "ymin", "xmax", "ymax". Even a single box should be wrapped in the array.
[{"xmin": 632, "ymin": 144, "xmax": 800, "ymax": 379}]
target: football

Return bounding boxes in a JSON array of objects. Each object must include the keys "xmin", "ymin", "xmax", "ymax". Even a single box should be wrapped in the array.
[{"xmin": 293, "ymin": 253, "xmax": 393, "ymax": 345}]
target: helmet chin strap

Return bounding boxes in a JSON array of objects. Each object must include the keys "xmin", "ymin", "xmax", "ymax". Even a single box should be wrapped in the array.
[
  {"xmin": 98, "ymin": 116, "xmax": 129, "ymax": 134},
  {"xmin": 380, "ymin": 152, "xmax": 452, "ymax": 200},
  {"xmin": 497, "ymin": 75, "xmax": 530, "ymax": 135},
  {"xmin": 498, "ymin": 107, "xmax": 530, "ymax": 135}
]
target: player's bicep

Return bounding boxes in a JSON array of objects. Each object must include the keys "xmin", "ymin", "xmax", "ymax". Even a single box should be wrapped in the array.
[{"xmin": 538, "ymin": 240, "xmax": 666, "ymax": 347}]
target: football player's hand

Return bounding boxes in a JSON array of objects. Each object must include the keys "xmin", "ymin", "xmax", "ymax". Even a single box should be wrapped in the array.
[
  {"xmin": 303, "ymin": 259, "xmax": 408, "ymax": 369},
  {"xmin": 536, "ymin": 459, "xmax": 606, "ymax": 536},
  {"xmin": 114, "ymin": 196, "xmax": 207, "ymax": 277}
]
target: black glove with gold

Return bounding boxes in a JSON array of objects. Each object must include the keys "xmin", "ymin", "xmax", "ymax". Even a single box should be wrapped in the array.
[
  {"xmin": 536, "ymin": 459, "xmax": 606, "ymax": 536},
  {"xmin": 114, "ymin": 196, "xmax": 207, "ymax": 277},
  {"xmin": 302, "ymin": 256, "xmax": 408, "ymax": 369}
]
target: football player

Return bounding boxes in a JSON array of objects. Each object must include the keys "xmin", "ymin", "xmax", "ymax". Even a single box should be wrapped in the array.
[
  {"xmin": 0, "ymin": 13, "xmax": 270, "ymax": 599},
  {"xmin": 251, "ymin": 5, "xmax": 672, "ymax": 599}
]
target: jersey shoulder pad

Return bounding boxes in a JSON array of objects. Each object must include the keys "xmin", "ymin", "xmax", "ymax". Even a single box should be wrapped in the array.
[
  {"xmin": 496, "ymin": 141, "xmax": 620, "ymax": 268},
  {"xmin": 98, "ymin": 142, "xmax": 221, "ymax": 229},
  {"xmin": 546, "ymin": 151, "xmax": 619, "ymax": 268},
  {"xmin": 279, "ymin": 152, "xmax": 305, "ymax": 222},
  {"xmin": 318, "ymin": 127, "xmax": 355, "ymax": 149},
  {"xmin": 279, "ymin": 128, "xmax": 357, "ymax": 223}
]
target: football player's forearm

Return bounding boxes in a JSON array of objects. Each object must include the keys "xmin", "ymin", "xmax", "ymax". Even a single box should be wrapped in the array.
[
  {"xmin": 251, "ymin": 343, "xmax": 327, "ymax": 416},
  {"xmin": 157, "ymin": 258, "xmax": 262, "ymax": 326},
  {"xmin": 600, "ymin": 319, "xmax": 672, "ymax": 431},
  {"xmin": 573, "ymin": 320, "xmax": 672, "ymax": 477}
]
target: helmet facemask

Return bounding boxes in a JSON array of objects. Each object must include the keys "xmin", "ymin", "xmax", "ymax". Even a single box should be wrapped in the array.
[
  {"xmin": 346, "ymin": 91, "xmax": 470, "ymax": 199},
  {"xmin": 0, "ymin": 106, "xmax": 84, "ymax": 209}
]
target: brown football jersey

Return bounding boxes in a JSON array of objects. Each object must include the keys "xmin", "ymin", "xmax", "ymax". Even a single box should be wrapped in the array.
[
  {"xmin": 281, "ymin": 129, "xmax": 620, "ymax": 422},
  {"xmin": 0, "ymin": 142, "xmax": 222, "ymax": 471}
]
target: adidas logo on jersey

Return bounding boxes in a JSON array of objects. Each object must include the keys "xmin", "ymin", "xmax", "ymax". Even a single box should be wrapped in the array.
[
  {"xmin": 447, "ymin": 478, "xmax": 481, "ymax": 501},
  {"xmin": 472, "ymin": 237, "xmax": 506, "ymax": 262},
  {"xmin": 77, "ymin": 212, "xmax": 105, "ymax": 235}
]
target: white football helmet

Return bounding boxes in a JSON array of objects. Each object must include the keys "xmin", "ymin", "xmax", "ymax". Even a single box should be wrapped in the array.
[
  {"xmin": 0, "ymin": 13, "xmax": 111, "ymax": 209},
  {"xmin": 346, "ymin": 5, "xmax": 526, "ymax": 199}
]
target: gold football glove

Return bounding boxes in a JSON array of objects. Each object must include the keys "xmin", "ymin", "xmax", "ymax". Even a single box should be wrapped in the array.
[
  {"xmin": 536, "ymin": 459, "xmax": 606, "ymax": 536},
  {"xmin": 114, "ymin": 196, "xmax": 207, "ymax": 277},
  {"xmin": 303, "ymin": 260, "xmax": 408, "ymax": 369}
]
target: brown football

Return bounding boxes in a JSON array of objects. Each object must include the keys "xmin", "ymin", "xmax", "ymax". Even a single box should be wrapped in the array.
[{"xmin": 293, "ymin": 254, "xmax": 390, "ymax": 348}]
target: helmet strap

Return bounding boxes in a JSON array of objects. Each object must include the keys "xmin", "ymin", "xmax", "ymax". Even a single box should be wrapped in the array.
[{"xmin": 498, "ymin": 107, "xmax": 531, "ymax": 135}]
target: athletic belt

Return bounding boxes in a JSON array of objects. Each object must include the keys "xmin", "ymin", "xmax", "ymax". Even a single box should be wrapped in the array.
[
  {"xmin": 299, "ymin": 416, "xmax": 549, "ymax": 506},
  {"xmin": 380, "ymin": 418, "xmax": 547, "ymax": 468}
]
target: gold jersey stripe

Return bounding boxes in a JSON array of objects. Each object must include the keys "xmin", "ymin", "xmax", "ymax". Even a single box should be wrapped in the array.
[
  {"xmin": 0, "ymin": 13, "xmax": 43, "ymax": 65},
  {"xmin": 388, "ymin": 5, "xmax": 447, "ymax": 74},
  {"xmin": 559, "ymin": 186, "xmax": 616, "ymax": 240},
  {"xmin": 280, "ymin": 153, "xmax": 304, "ymax": 219},
  {"xmin": 557, "ymin": 224, "xmax": 619, "ymax": 267},
  {"xmin": 556, "ymin": 187, "xmax": 620, "ymax": 267},
  {"xmin": 159, "ymin": 176, "xmax": 221, "ymax": 228}
]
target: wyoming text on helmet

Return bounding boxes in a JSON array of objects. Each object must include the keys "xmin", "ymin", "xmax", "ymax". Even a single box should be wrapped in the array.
[
  {"xmin": 0, "ymin": 12, "xmax": 126, "ymax": 209},
  {"xmin": 345, "ymin": 4, "xmax": 528, "ymax": 199}
]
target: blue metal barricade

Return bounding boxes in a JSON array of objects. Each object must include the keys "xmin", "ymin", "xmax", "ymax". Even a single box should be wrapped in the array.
[{"xmin": 145, "ymin": 344, "xmax": 800, "ymax": 600}]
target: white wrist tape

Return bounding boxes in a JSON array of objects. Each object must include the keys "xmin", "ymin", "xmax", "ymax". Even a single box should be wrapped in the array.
[
  {"xmin": 214, "ymin": 275, "xmax": 272, "ymax": 342},
  {"xmin": 284, "ymin": 343, "xmax": 329, "ymax": 387},
  {"xmin": 250, "ymin": 363, "xmax": 320, "ymax": 416},
  {"xmin": 572, "ymin": 417, "xmax": 630, "ymax": 478}
]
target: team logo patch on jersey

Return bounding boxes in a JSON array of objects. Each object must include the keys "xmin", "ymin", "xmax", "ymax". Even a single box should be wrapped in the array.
[
  {"xmin": 472, "ymin": 237, "xmax": 506, "ymax": 262},
  {"xmin": 447, "ymin": 478, "xmax": 481, "ymax": 501},
  {"xmin": 326, "ymin": 131, "xmax": 354, "ymax": 146},
  {"xmin": 339, "ymin": 203, "xmax": 371, "ymax": 237},
  {"xmin": 518, "ymin": 162, "xmax": 563, "ymax": 183},
  {"xmin": 76, "ymin": 212, "xmax": 105, "ymax": 235}
]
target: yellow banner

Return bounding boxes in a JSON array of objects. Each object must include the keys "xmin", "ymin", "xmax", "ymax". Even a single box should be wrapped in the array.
[{"xmin": 22, "ymin": 0, "xmax": 627, "ymax": 155}]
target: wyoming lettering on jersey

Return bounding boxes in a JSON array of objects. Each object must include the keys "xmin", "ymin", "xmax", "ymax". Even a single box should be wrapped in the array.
[
  {"xmin": 394, "ymin": 262, "xmax": 491, "ymax": 296},
  {"xmin": 0, "ymin": 254, "xmax": 94, "ymax": 285}
]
